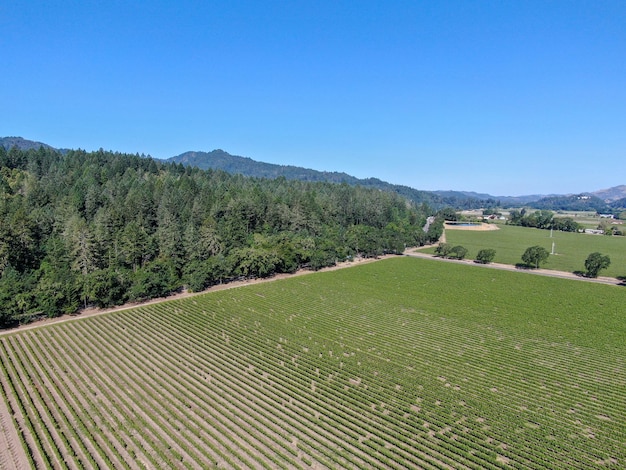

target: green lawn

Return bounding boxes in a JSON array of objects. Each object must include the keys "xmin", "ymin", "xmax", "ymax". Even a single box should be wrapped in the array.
[{"xmin": 422, "ymin": 224, "xmax": 626, "ymax": 277}]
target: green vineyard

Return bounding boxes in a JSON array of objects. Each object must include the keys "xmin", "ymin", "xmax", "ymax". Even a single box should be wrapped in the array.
[{"xmin": 1, "ymin": 257, "xmax": 624, "ymax": 469}]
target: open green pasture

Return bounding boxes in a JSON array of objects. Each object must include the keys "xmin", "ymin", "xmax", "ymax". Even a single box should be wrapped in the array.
[
  {"xmin": 0, "ymin": 257, "xmax": 624, "ymax": 469},
  {"xmin": 424, "ymin": 225, "xmax": 626, "ymax": 277}
]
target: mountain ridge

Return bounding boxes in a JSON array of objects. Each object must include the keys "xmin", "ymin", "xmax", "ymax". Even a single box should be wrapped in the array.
[
  {"xmin": 167, "ymin": 149, "xmax": 626, "ymax": 208},
  {"xmin": 173, "ymin": 149, "xmax": 361, "ymax": 184},
  {"xmin": 1, "ymin": 136, "xmax": 56, "ymax": 151},
  {"xmin": 592, "ymin": 185, "xmax": 626, "ymax": 202},
  {"xmin": 169, "ymin": 149, "xmax": 458, "ymax": 208},
  {"xmin": 3, "ymin": 137, "xmax": 625, "ymax": 207},
  {"xmin": 1, "ymin": 136, "xmax": 70, "ymax": 154}
]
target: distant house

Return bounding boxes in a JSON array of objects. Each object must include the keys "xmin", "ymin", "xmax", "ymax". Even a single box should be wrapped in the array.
[{"xmin": 598, "ymin": 214, "xmax": 614, "ymax": 219}]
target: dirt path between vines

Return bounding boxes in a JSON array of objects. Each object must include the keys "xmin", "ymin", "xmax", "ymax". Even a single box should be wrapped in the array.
[{"xmin": 0, "ymin": 371, "xmax": 30, "ymax": 470}]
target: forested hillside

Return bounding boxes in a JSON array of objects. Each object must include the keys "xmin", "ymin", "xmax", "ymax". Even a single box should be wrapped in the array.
[
  {"xmin": 168, "ymin": 149, "xmax": 498, "ymax": 210},
  {"xmin": 0, "ymin": 136, "xmax": 56, "ymax": 152},
  {"xmin": 0, "ymin": 146, "xmax": 441, "ymax": 327},
  {"xmin": 531, "ymin": 194, "xmax": 612, "ymax": 212}
]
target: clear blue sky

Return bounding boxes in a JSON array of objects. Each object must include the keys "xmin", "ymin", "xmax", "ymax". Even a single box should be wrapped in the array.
[{"xmin": 2, "ymin": 1, "xmax": 625, "ymax": 196}]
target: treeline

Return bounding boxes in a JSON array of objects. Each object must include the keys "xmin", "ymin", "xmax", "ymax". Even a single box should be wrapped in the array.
[
  {"xmin": 0, "ymin": 146, "xmax": 441, "ymax": 326},
  {"xmin": 507, "ymin": 209, "xmax": 580, "ymax": 232}
]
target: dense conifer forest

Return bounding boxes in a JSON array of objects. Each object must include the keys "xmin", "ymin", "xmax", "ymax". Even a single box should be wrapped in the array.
[{"xmin": 0, "ymin": 146, "xmax": 442, "ymax": 326}]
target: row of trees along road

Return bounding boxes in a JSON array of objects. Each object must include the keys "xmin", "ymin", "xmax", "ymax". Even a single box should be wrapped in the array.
[
  {"xmin": 0, "ymin": 146, "xmax": 443, "ymax": 327},
  {"xmin": 521, "ymin": 246, "xmax": 612, "ymax": 278},
  {"xmin": 434, "ymin": 242, "xmax": 612, "ymax": 279}
]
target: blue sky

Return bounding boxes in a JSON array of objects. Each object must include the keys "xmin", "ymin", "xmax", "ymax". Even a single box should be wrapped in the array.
[{"xmin": 2, "ymin": 1, "xmax": 625, "ymax": 196}]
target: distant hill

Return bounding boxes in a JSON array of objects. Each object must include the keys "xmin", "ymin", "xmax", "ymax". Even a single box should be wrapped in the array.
[
  {"xmin": 431, "ymin": 190, "xmax": 547, "ymax": 206},
  {"xmin": 1, "ymin": 136, "xmax": 56, "ymax": 151},
  {"xmin": 167, "ymin": 150, "xmax": 498, "ymax": 210},
  {"xmin": 3, "ymin": 137, "xmax": 623, "ymax": 210},
  {"xmin": 609, "ymin": 197, "xmax": 626, "ymax": 210},
  {"xmin": 0, "ymin": 136, "xmax": 70, "ymax": 154},
  {"xmin": 528, "ymin": 187, "xmax": 626, "ymax": 212},
  {"xmin": 531, "ymin": 193, "xmax": 613, "ymax": 212},
  {"xmin": 592, "ymin": 185, "xmax": 626, "ymax": 202},
  {"xmin": 171, "ymin": 150, "xmax": 365, "ymax": 184},
  {"xmin": 166, "ymin": 150, "xmax": 626, "ymax": 211}
]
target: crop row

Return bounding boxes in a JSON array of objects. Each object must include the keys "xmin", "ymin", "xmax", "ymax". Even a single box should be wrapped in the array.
[
  {"xmin": 0, "ymin": 257, "xmax": 623, "ymax": 468},
  {"xmin": 166, "ymin": 296, "xmax": 620, "ymax": 468},
  {"xmin": 263, "ymin": 290, "xmax": 626, "ymax": 444}
]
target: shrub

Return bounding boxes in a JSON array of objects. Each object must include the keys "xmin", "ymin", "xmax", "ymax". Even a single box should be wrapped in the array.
[
  {"xmin": 475, "ymin": 248, "xmax": 496, "ymax": 264},
  {"xmin": 521, "ymin": 246, "xmax": 549, "ymax": 269},
  {"xmin": 584, "ymin": 252, "xmax": 610, "ymax": 278},
  {"xmin": 448, "ymin": 245, "xmax": 468, "ymax": 260},
  {"xmin": 434, "ymin": 243, "xmax": 451, "ymax": 257}
]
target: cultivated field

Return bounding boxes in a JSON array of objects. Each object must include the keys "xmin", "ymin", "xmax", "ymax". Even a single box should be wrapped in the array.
[
  {"xmin": 0, "ymin": 257, "xmax": 624, "ymax": 469},
  {"xmin": 425, "ymin": 224, "xmax": 626, "ymax": 278}
]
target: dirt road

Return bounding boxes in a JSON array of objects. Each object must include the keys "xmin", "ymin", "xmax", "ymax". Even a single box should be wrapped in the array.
[{"xmin": 405, "ymin": 249, "xmax": 623, "ymax": 286}]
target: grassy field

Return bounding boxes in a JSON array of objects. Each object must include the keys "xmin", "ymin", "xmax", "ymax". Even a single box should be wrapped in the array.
[
  {"xmin": 0, "ymin": 257, "xmax": 624, "ymax": 469},
  {"xmin": 423, "ymin": 224, "xmax": 626, "ymax": 278}
]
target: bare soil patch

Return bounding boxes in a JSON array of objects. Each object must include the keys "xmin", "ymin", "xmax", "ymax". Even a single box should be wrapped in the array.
[{"xmin": 444, "ymin": 222, "xmax": 500, "ymax": 231}]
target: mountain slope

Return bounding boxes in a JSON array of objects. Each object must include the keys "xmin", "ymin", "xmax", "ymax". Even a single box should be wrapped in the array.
[
  {"xmin": 1, "ymin": 136, "xmax": 70, "ymax": 154},
  {"xmin": 3, "ymin": 137, "xmax": 623, "ymax": 210},
  {"xmin": 167, "ymin": 150, "xmax": 496, "ymax": 209},
  {"xmin": 610, "ymin": 197, "xmax": 626, "ymax": 209},
  {"xmin": 531, "ymin": 193, "xmax": 612, "ymax": 212},
  {"xmin": 171, "ymin": 150, "xmax": 362, "ymax": 183},
  {"xmin": 1, "ymin": 136, "xmax": 56, "ymax": 151},
  {"xmin": 170, "ymin": 150, "xmax": 626, "ymax": 210},
  {"xmin": 592, "ymin": 185, "xmax": 626, "ymax": 202},
  {"xmin": 431, "ymin": 190, "xmax": 547, "ymax": 206}
]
